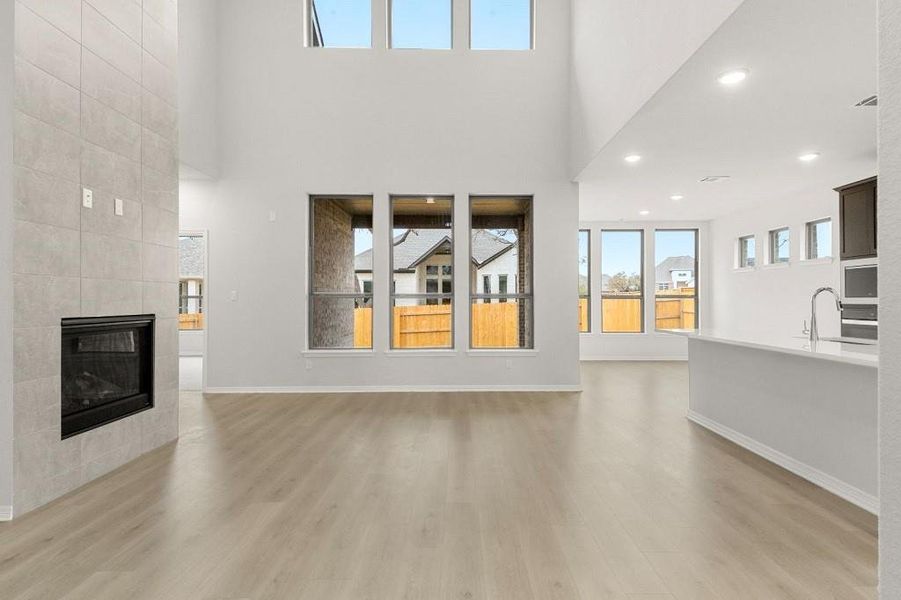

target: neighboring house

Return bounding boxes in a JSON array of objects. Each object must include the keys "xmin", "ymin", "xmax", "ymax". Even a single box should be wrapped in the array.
[
  {"xmin": 179, "ymin": 235, "xmax": 205, "ymax": 315},
  {"xmin": 655, "ymin": 255, "xmax": 695, "ymax": 291},
  {"xmin": 354, "ymin": 229, "xmax": 518, "ymax": 303}
]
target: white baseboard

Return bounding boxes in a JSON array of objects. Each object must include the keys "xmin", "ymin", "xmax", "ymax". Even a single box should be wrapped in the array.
[
  {"xmin": 0, "ymin": 505, "xmax": 12, "ymax": 521},
  {"xmin": 580, "ymin": 356, "xmax": 688, "ymax": 362},
  {"xmin": 204, "ymin": 384, "xmax": 582, "ymax": 394},
  {"xmin": 687, "ymin": 410, "xmax": 879, "ymax": 515}
]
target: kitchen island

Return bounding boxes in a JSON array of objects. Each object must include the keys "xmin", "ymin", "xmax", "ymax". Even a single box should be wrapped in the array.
[{"xmin": 665, "ymin": 329, "xmax": 878, "ymax": 513}]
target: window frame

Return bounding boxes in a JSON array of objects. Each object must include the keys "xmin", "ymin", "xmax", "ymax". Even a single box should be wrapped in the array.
[
  {"xmin": 805, "ymin": 217, "xmax": 833, "ymax": 260},
  {"xmin": 600, "ymin": 229, "xmax": 645, "ymax": 334},
  {"xmin": 388, "ymin": 0, "xmax": 454, "ymax": 50},
  {"xmin": 654, "ymin": 228, "xmax": 699, "ymax": 332},
  {"xmin": 389, "ymin": 195, "xmax": 455, "ymax": 350},
  {"xmin": 768, "ymin": 227, "xmax": 791, "ymax": 265},
  {"xmin": 306, "ymin": 0, "xmax": 372, "ymax": 49},
  {"xmin": 738, "ymin": 234, "xmax": 756, "ymax": 269},
  {"xmin": 469, "ymin": 195, "xmax": 534, "ymax": 349},
  {"xmin": 578, "ymin": 229, "xmax": 591, "ymax": 333},
  {"xmin": 308, "ymin": 195, "xmax": 374, "ymax": 351},
  {"xmin": 469, "ymin": 0, "xmax": 535, "ymax": 51}
]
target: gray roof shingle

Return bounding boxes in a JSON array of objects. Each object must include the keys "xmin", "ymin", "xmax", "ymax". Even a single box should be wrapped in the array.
[
  {"xmin": 655, "ymin": 255, "xmax": 695, "ymax": 286},
  {"xmin": 355, "ymin": 229, "xmax": 514, "ymax": 272}
]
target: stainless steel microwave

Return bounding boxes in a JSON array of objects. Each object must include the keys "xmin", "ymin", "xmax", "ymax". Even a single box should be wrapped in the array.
[{"xmin": 841, "ymin": 259, "xmax": 878, "ymax": 304}]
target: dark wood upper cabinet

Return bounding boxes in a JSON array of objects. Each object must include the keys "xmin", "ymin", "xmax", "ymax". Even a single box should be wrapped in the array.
[{"xmin": 837, "ymin": 177, "xmax": 877, "ymax": 260}]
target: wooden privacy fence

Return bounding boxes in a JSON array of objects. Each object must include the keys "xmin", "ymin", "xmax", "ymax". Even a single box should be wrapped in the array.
[
  {"xmin": 353, "ymin": 302, "xmax": 520, "ymax": 348},
  {"xmin": 471, "ymin": 302, "xmax": 519, "ymax": 348},
  {"xmin": 655, "ymin": 296, "xmax": 696, "ymax": 330},
  {"xmin": 393, "ymin": 304, "xmax": 452, "ymax": 348},
  {"xmin": 585, "ymin": 288, "xmax": 697, "ymax": 332},
  {"xmin": 179, "ymin": 313, "xmax": 204, "ymax": 330}
]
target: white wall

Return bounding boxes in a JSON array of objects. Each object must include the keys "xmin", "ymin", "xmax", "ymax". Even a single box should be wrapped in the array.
[
  {"xmin": 569, "ymin": 0, "xmax": 743, "ymax": 177},
  {"xmin": 708, "ymin": 190, "xmax": 851, "ymax": 339},
  {"xmin": 879, "ymin": 0, "xmax": 901, "ymax": 595},
  {"xmin": 178, "ymin": 0, "xmax": 218, "ymax": 178},
  {"xmin": 0, "ymin": 0, "xmax": 14, "ymax": 516},
  {"xmin": 579, "ymin": 220, "xmax": 709, "ymax": 360},
  {"xmin": 184, "ymin": 0, "xmax": 579, "ymax": 391}
]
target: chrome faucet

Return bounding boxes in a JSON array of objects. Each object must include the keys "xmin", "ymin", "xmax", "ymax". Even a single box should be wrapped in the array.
[{"xmin": 809, "ymin": 287, "xmax": 842, "ymax": 343}]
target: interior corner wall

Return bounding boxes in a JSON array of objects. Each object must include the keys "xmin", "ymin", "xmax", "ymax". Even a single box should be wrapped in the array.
[
  {"xmin": 0, "ymin": 0, "xmax": 14, "ymax": 517},
  {"xmin": 199, "ymin": 0, "xmax": 579, "ymax": 391},
  {"xmin": 578, "ymin": 220, "xmax": 709, "ymax": 361},
  {"xmin": 707, "ymin": 190, "xmax": 848, "ymax": 339},
  {"xmin": 569, "ymin": 0, "xmax": 744, "ymax": 178},
  {"xmin": 879, "ymin": 0, "xmax": 901, "ymax": 596}
]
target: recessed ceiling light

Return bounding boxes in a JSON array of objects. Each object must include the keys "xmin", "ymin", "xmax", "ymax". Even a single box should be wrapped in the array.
[
  {"xmin": 624, "ymin": 154, "xmax": 642, "ymax": 164},
  {"xmin": 717, "ymin": 68, "xmax": 749, "ymax": 86},
  {"xmin": 639, "ymin": 210, "xmax": 650, "ymax": 216},
  {"xmin": 670, "ymin": 195, "xmax": 684, "ymax": 201},
  {"xmin": 798, "ymin": 152, "xmax": 821, "ymax": 162}
]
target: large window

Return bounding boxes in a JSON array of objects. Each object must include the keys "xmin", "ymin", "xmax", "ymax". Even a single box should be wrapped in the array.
[
  {"xmin": 578, "ymin": 230, "xmax": 590, "ymax": 333},
  {"xmin": 655, "ymin": 230, "xmax": 698, "ymax": 331},
  {"xmin": 308, "ymin": 0, "xmax": 371, "ymax": 48},
  {"xmin": 600, "ymin": 230, "xmax": 643, "ymax": 333},
  {"xmin": 806, "ymin": 218, "xmax": 832, "ymax": 259},
  {"xmin": 738, "ymin": 235, "xmax": 756, "ymax": 268},
  {"xmin": 178, "ymin": 233, "xmax": 205, "ymax": 330},
  {"xmin": 769, "ymin": 227, "xmax": 791, "ymax": 264},
  {"xmin": 391, "ymin": 0, "xmax": 452, "ymax": 49},
  {"xmin": 390, "ymin": 196, "xmax": 454, "ymax": 349},
  {"xmin": 470, "ymin": 196, "xmax": 532, "ymax": 348},
  {"xmin": 309, "ymin": 195, "xmax": 373, "ymax": 349},
  {"xmin": 470, "ymin": 0, "xmax": 532, "ymax": 50}
]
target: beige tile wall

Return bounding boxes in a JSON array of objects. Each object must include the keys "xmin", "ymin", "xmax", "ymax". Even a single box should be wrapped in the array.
[{"xmin": 12, "ymin": 0, "xmax": 179, "ymax": 516}]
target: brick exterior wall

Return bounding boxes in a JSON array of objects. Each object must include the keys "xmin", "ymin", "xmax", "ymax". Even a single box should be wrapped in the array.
[{"xmin": 311, "ymin": 199, "xmax": 356, "ymax": 348}]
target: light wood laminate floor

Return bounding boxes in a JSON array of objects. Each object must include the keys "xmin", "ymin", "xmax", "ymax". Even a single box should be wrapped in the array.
[{"xmin": 0, "ymin": 362, "xmax": 877, "ymax": 599}]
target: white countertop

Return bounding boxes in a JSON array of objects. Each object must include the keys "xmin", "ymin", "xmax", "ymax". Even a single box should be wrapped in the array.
[{"xmin": 663, "ymin": 328, "xmax": 879, "ymax": 368}]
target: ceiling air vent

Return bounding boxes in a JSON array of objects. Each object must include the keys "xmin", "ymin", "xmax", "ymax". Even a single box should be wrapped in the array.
[
  {"xmin": 855, "ymin": 95, "xmax": 877, "ymax": 107},
  {"xmin": 699, "ymin": 176, "xmax": 731, "ymax": 183}
]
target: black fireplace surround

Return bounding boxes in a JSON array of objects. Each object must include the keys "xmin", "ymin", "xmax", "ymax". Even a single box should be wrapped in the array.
[{"xmin": 61, "ymin": 315, "xmax": 155, "ymax": 439}]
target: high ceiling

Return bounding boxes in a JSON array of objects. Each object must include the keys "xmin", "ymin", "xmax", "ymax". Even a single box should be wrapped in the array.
[{"xmin": 577, "ymin": 0, "xmax": 878, "ymax": 222}]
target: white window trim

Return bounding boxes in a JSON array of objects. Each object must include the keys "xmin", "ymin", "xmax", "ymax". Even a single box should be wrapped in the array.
[
  {"xmin": 735, "ymin": 234, "xmax": 758, "ymax": 270},
  {"xmin": 802, "ymin": 216, "xmax": 834, "ymax": 261},
  {"xmin": 766, "ymin": 226, "xmax": 792, "ymax": 266}
]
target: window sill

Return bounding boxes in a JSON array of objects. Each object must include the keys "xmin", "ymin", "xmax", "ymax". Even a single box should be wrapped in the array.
[
  {"xmin": 466, "ymin": 349, "xmax": 539, "ymax": 357},
  {"xmin": 800, "ymin": 256, "xmax": 835, "ymax": 266},
  {"xmin": 383, "ymin": 349, "xmax": 457, "ymax": 357},
  {"xmin": 598, "ymin": 331, "xmax": 647, "ymax": 336},
  {"xmin": 733, "ymin": 266, "xmax": 757, "ymax": 273},
  {"xmin": 763, "ymin": 261, "xmax": 791, "ymax": 269},
  {"xmin": 302, "ymin": 349, "xmax": 375, "ymax": 357}
]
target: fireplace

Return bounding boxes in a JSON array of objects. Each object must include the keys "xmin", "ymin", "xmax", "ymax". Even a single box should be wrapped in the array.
[{"xmin": 61, "ymin": 315, "xmax": 155, "ymax": 439}]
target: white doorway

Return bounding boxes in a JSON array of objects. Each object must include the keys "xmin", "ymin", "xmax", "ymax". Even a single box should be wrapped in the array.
[{"xmin": 178, "ymin": 231, "xmax": 206, "ymax": 391}]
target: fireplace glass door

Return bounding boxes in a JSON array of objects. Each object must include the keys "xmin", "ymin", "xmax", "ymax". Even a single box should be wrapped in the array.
[{"xmin": 61, "ymin": 315, "xmax": 155, "ymax": 438}]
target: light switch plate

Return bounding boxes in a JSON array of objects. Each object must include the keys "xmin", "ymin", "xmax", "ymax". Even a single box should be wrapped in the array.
[
  {"xmin": 114, "ymin": 198, "xmax": 124, "ymax": 216},
  {"xmin": 268, "ymin": 210, "xmax": 277, "ymax": 222},
  {"xmin": 82, "ymin": 188, "xmax": 93, "ymax": 209}
]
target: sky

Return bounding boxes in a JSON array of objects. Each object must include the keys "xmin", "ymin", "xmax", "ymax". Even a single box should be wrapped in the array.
[
  {"xmin": 313, "ymin": 0, "xmax": 531, "ymax": 50},
  {"xmin": 600, "ymin": 230, "xmax": 697, "ymax": 283}
]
